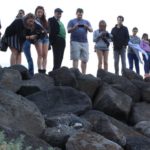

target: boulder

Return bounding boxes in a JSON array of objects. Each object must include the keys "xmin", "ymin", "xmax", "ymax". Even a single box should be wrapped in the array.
[
  {"xmin": 93, "ymin": 83, "xmax": 132, "ymax": 121},
  {"xmin": 82, "ymin": 110, "xmax": 126, "ymax": 146},
  {"xmin": 66, "ymin": 130, "xmax": 123, "ymax": 150},
  {"xmin": 130, "ymin": 102, "xmax": 150, "ymax": 125},
  {"xmin": 48, "ymin": 67, "xmax": 77, "ymax": 88},
  {"xmin": 17, "ymin": 73, "xmax": 54, "ymax": 96},
  {"xmin": 97, "ymin": 69, "xmax": 140, "ymax": 102},
  {"xmin": 135, "ymin": 121, "xmax": 150, "ymax": 138},
  {"xmin": 0, "ymin": 125, "xmax": 53, "ymax": 150},
  {"xmin": 27, "ymin": 86, "xmax": 92, "ymax": 118},
  {"xmin": 122, "ymin": 68, "xmax": 143, "ymax": 81},
  {"xmin": 8, "ymin": 64, "xmax": 31, "ymax": 80},
  {"xmin": 132, "ymin": 80, "xmax": 150, "ymax": 102},
  {"xmin": 45, "ymin": 113, "xmax": 91, "ymax": 129},
  {"xmin": 0, "ymin": 89, "xmax": 45, "ymax": 137},
  {"xmin": 0, "ymin": 68, "xmax": 22, "ymax": 92},
  {"xmin": 109, "ymin": 115, "xmax": 150, "ymax": 150}
]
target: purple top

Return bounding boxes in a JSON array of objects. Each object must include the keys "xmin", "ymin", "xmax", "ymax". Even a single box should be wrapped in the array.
[{"xmin": 140, "ymin": 40, "xmax": 150, "ymax": 52}]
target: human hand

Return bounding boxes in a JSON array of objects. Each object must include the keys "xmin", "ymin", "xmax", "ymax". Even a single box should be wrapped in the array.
[{"xmin": 30, "ymin": 35, "xmax": 37, "ymax": 40}]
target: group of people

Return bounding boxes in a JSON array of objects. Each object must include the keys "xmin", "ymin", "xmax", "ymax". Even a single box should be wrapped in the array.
[{"xmin": 0, "ymin": 7, "xmax": 150, "ymax": 78}]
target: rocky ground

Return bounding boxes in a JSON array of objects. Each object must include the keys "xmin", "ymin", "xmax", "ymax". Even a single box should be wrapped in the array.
[{"xmin": 0, "ymin": 65, "xmax": 150, "ymax": 150}]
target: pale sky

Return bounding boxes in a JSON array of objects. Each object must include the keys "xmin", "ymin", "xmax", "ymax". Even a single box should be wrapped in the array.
[{"xmin": 0, "ymin": 0, "xmax": 148, "ymax": 75}]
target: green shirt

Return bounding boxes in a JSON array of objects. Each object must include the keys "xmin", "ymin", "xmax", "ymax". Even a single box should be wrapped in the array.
[{"xmin": 58, "ymin": 21, "xmax": 66, "ymax": 39}]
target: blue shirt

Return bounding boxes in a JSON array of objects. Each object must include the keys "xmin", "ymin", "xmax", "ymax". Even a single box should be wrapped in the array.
[{"xmin": 67, "ymin": 18, "xmax": 92, "ymax": 43}]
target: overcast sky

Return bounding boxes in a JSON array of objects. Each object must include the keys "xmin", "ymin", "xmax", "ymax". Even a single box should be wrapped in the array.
[{"xmin": 0, "ymin": 0, "xmax": 149, "ymax": 75}]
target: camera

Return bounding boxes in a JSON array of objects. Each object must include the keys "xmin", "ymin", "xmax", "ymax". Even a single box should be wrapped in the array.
[{"xmin": 78, "ymin": 24, "xmax": 84, "ymax": 27}]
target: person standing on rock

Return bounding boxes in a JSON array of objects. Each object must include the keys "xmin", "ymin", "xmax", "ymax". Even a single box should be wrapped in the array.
[
  {"xmin": 67, "ymin": 8, "xmax": 93, "ymax": 74},
  {"xmin": 93, "ymin": 20, "xmax": 112, "ymax": 71},
  {"xmin": 48, "ymin": 8, "xmax": 66, "ymax": 71},
  {"xmin": 140, "ymin": 33, "xmax": 150, "ymax": 78},
  {"xmin": 111, "ymin": 16, "xmax": 129, "ymax": 75},
  {"xmin": 127, "ymin": 27, "xmax": 141, "ymax": 74}
]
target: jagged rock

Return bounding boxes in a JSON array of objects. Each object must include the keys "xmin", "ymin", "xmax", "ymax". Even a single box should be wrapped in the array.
[
  {"xmin": 66, "ymin": 130, "xmax": 123, "ymax": 150},
  {"xmin": 122, "ymin": 68, "xmax": 143, "ymax": 81},
  {"xmin": 70, "ymin": 68, "xmax": 102, "ymax": 99},
  {"xmin": 130, "ymin": 102, "xmax": 150, "ymax": 125},
  {"xmin": 45, "ymin": 113, "xmax": 91, "ymax": 129},
  {"xmin": 0, "ymin": 89, "xmax": 45, "ymax": 137},
  {"xmin": 82, "ymin": 110, "xmax": 126, "ymax": 146},
  {"xmin": 0, "ymin": 125, "xmax": 53, "ymax": 150},
  {"xmin": 109, "ymin": 115, "xmax": 150, "ymax": 150},
  {"xmin": 43, "ymin": 114, "xmax": 91, "ymax": 148},
  {"xmin": 135, "ymin": 121, "xmax": 150, "ymax": 138},
  {"xmin": 8, "ymin": 64, "xmax": 31, "ymax": 80},
  {"xmin": 48, "ymin": 67, "xmax": 77, "ymax": 88},
  {"xmin": 93, "ymin": 83, "xmax": 132, "ymax": 121},
  {"xmin": 132, "ymin": 80, "xmax": 150, "ymax": 102},
  {"xmin": 0, "ymin": 68, "xmax": 22, "ymax": 92},
  {"xmin": 18, "ymin": 73, "xmax": 54, "ymax": 96},
  {"xmin": 97, "ymin": 69, "xmax": 140, "ymax": 102},
  {"xmin": 27, "ymin": 86, "xmax": 92, "ymax": 118}
]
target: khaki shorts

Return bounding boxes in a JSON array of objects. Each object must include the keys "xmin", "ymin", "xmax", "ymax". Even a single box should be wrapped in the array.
[{"xmin": 70, "ymin": 41, "xmax": 89, "ymax": 62}]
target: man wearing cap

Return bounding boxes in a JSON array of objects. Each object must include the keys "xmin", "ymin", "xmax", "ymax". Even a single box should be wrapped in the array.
[
  {"xmin": 67, "ymin": 8, "xmax": 93, "ymax": 74},
  {"xmin": 48, "ymin": 8, "xmax": 66, "ymax": 70}
]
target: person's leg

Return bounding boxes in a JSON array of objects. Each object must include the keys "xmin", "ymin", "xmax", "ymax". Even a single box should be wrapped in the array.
[
  {"xmin": 96, "ymin": 50, "xmax": 103, "ymax": 69},
  {"xmin": 114, "ymin": 50, "xmax": 120, "ymax": 75},
  {"xmin": 143, "ymin": 54, "xmax": 149, "ymax": 76},
  {"xmin": 121, "ymin": 48, "xmax": 126, "ymax": 73},
  {"xmin": 23, "ymin": 40, "xmax": 34, "ymax": 76},
  {"xmin": 71, "ymin": 41, "xmax": 80, "ymax": 70},
  {"xmin": 81, "ymin": 43, "xmax": 89, "ymax": 74},
  {"xmin": 10, "ymin": 47, "xmax": 18, "ymax": 65},
  {"xmin": 52, "ymin": 38, "xmax": 65, "ymax": 70},
  {"xmin": 81, "ymin": 61, "xmax": 87, "ymax": 74},
  {"xmin": 128, "ymin": 53, "xmax": 134, "ymax": 71},
  {"xmin": 16, "ymin": 52, "xmax": 21, "ymax": 64},
  {"xmin": 133, "ymin": 54, "xmax": 140, "ymax": 74},
  {"xmin": 103, "ymin": 50, "xmax": 109, "ymax": 71},
  {"xmin": 42, "ymin": 38, "xmax": 49, "ymax": 72},
  {"xmin": 35, "ymin": 42, "xmax": 43, "ymax": 71}
]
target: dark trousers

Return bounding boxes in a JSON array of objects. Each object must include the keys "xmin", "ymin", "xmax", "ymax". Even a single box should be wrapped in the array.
[
  {"xmin": 143, "ymin": 53, "xmax": 150, "ymax": 74},
  {"xmin": 52, "ymin": 37, "xmax": 66, "ymax": 70},
  {"xmin": 23, "ymin": 40, "xmax": 34, "ymax": 77},
  {"xmin": 128, "ymin": 53, "xmax": 140, "ymax": 74}
]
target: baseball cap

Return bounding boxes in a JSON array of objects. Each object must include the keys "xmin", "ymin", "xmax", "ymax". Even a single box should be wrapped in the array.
[{"xmin": 54, "ymin": 8, "xmax": 63, "ymax": 13}]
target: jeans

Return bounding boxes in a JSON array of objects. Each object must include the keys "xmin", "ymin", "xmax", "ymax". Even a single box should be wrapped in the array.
[
  {"xmin": 52, "ymin": 37, "xmax": 66, "ymax": 70},
  {"xmin": 114, "ymin": 48, "xmax": 126, "ymax": 75},
  {"xmin": 23, "ymin": 40, "xmax": 34, "ymax": 76},
  {"xmin": 128, "ymin": 53, "xmax": 140, "ymax": 74},
  {"xmin": 143, "ymin": 53, "xmax": 150, "ymax": 74}
]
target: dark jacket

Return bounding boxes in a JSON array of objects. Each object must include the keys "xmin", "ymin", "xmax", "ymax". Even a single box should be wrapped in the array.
[
  {"xmin": 5, "ymin": 19, "xmax": 47, "ymax": 44},
  {"xmin": 48, "ymin": 17, "xmax": 60, "ymax": 45},
  {"xmin": 111, "ymin": 25, "xmax": 129, "ymax": 50}
]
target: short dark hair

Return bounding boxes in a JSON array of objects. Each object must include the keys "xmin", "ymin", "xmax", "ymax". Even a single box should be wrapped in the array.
[
  {"xmin": 117, "ymin": 15, "xmax": 124, "ymax": 22},
  {"xmin": 76, "ymin": 8, "xmax": 83, "ymax": 13},
  {"xmin": 132, "ymin": 27, "xmax": 138, "ymax": 31}
]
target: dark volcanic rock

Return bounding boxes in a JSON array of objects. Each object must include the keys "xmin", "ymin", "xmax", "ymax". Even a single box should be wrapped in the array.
[
  {"xmin": 82, "ymin": 110, "xmax": 126, "ymax": 146},
  {"xmin": 8, "ymin": 64, "xmax": 31, "ymax": 80},
  {"xmin": 93, "ymin": 83, "xmax": 132, "ymax": 121},
  {"xmin": 0, "ymin": 68, "xmax": 22, "ymax": 92},
  {"xmin": 130, "ymin": 102, "xmax": 150, "ymax": 125},
  {"xmin": 18, "ymin": 73, "xmax": 54, "ymax": 96},
  {"xmin": 122, "ymin": 68, "xmax": 143, "ymax": 81},
  {"xmin": 0, "ymin": 89, "xmax": 45, "ymax": 137},
  {"xmin": 48, "ymin": 67, "xmax": 77, "ymax": 88},
  {"xmin": 27, "ymin": 86, "xmax": 92, "ymax": 118},
  {"xmin": 97, "ymin": 69, "xmax": 140, "ymax": 102},
  {"xmin": 66, "ymin": 130, "xmax": 123, "ymax": 150}
]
